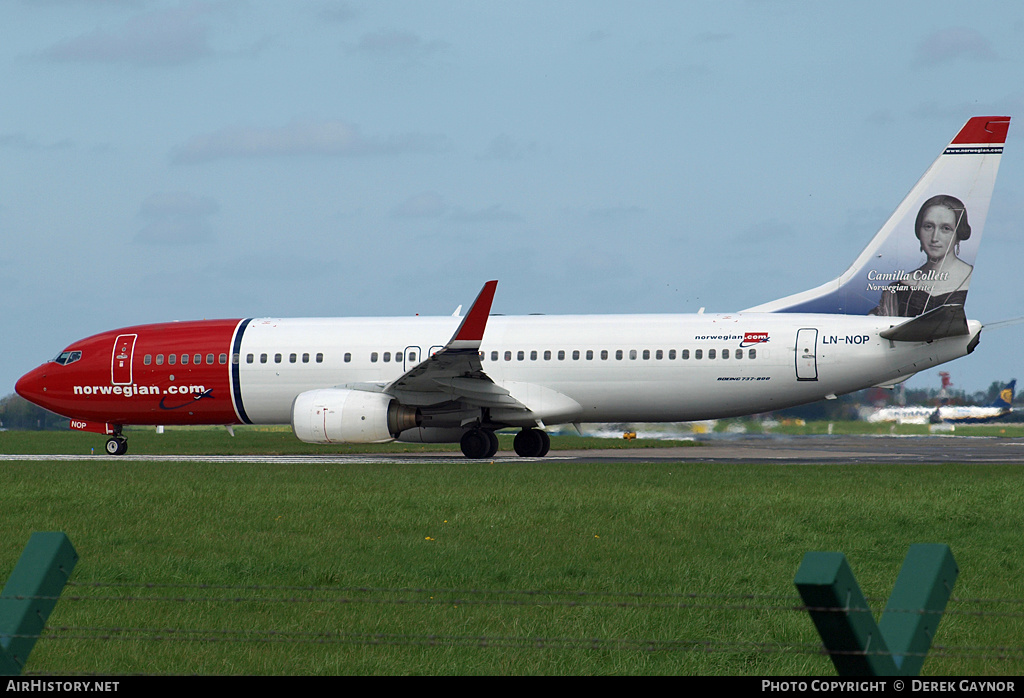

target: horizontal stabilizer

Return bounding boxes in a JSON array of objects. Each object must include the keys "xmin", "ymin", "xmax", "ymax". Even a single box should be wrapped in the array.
[{"xmin": 879, "ymin": 304, "xmax": 969, "ymax": 342}]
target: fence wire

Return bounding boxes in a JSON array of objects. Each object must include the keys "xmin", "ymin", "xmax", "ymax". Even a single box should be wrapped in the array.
[{"xmin": 3, "ymin": 582, "xmax": 1023, "ymax": 666}]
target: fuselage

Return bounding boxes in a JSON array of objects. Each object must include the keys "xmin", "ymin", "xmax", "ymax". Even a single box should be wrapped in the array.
[
  {"xmin": 867, "ymin": 404, "xmax": 1010, "ymax": 425},
  {"xmin": 15, "ymin": 311, "xmax": 981, "ymax": 431}
]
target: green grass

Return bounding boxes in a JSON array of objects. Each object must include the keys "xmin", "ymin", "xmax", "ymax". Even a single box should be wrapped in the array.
[{"xmin": 1, "ymin": 430, "xmax": 1023, "ymax": 675}]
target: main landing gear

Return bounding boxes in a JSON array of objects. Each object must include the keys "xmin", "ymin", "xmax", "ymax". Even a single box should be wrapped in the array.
[
  {"xmin": 105, "ymin": 426, "xmax": 128, "ymax": 456},
  {"xmin": 513, "ymin": 427, "xmax": 550, "ymax": 457},
  {"xmin": 460, "ymin": 428, "xmax": 499, "ymax": 459},
  {"xmin": 459, "ymin": 427, "xmax": 551, "ymax": 459}
]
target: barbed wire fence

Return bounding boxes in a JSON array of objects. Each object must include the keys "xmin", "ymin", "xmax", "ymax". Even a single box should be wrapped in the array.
[{"xmin": 6, "ymin": 582, "xmax": 1024, "ymax": 673}]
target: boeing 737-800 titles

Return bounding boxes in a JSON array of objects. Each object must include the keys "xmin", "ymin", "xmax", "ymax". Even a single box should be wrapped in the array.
[{"xmin": 15, "ymin": 116, "xmax": 1011, "ymax": 458}]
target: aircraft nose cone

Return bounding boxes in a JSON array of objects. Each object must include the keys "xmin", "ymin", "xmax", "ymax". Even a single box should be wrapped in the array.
[{"xmin": 15, "ymin": 366, "xmax": 48, "ymax": 407}]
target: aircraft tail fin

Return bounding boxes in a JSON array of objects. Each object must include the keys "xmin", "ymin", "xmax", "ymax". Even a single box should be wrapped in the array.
[
  {"xmin": 745, "ymin": 116, "xmax": 1010, "ymax": 317},
  {"xmin": 992, "ymin": 380, "xmax": 1016, "ymax": 409}
]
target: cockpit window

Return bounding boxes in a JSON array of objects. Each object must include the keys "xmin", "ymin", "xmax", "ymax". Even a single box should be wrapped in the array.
[{"xmin": 53, "ymin": 350, "xmax": 83, "ymax": 366}]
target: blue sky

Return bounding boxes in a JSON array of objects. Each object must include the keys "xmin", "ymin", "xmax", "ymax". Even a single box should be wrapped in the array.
[{"xmin": 3, "ymin": 0, "xmax": 1024, "ymax": 400}]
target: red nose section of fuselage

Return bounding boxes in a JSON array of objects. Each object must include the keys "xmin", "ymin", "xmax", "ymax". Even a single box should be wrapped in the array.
[
  {"xmin": 15, "ymin": 364, "xmax": 59, "ymax": 414},
  {"xmin": 17, "ymin": 319, "xmax": 246, "ymax": 426}
]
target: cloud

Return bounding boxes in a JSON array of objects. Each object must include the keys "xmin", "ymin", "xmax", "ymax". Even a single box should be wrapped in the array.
[
  {"xmin": 912, "ymin": 27, "xmax": 1000, "ymax": 67},
  {"xmin": 476, "ymin": 134, "xmax": 542, "ymax": 162},
  {"xmin": 171, "ymin": 119, "xmax": 451, "ymax": 164},
  {"xmin": 390, "ymin": 192, "xmax": 521, "ymax": 224},
  {"xmin": 135, "ymin": 191, "xmax": 219, "ymax": 244},
  {"xmin": 693, "ymin": 32, "xmax": 732, "ymax": 44},
  {"xmin": 316, "ymin": 2, "xmax": 360, "ymax": 24},
  {"xmin": 41, "ymin": 4, "xmax": 220, "ymax": 66},
  {"xmin": 346, "ymin": 29, "xmax": 449, "ymax": 61},
  {"xmin": 391, "ymin": 191, "xmax": 447, "ymax": 219},
  {"xmin": 586, "ymin": 205, "xmax": 646, "ymax": 222},
  {"xmin": 448, "ymin": 204, "xmax": 521, "ymax": 224},
  {"xmin": 0, "ymin": 133, "xmax": 74, "ymax": 151}
]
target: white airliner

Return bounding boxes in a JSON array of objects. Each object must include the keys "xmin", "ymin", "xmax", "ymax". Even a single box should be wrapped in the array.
[
  {"xmin": 15, "ymin": 116, "xmax": 1011, "ymax": 458},
  {"xmin": 867, "ymin": 379, "xmax": 1016, "ymax": 425}
]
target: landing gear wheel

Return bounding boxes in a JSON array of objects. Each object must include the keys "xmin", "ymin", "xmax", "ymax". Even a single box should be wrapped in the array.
[
  {"xmin": 461, "ymin": 428, "xmax": 498, "ymax": 459},
  {"xmin": 485, "ymin": 429, "xmax": 500, "ymax": 458},
  {"xmin": 105, "ymin": 437, "xmax": 128, "ymax": 456},
  {"xmin": 513, "ymin": 428, "xmax": 550, "ymax": 457}
]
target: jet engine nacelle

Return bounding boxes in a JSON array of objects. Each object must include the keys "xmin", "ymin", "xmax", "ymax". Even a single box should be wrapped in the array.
[{"xmin": 291, "ymin": 388, "xmax": 421, "ymax": 444}]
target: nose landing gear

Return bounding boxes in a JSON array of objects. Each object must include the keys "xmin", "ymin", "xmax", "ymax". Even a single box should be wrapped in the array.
[{"xmin": 104, "ymin": 426, "xmax": 128, "ymax": 456}]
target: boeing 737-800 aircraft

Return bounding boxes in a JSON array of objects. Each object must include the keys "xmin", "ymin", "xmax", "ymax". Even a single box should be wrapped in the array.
[{"xmin": 15, "ymin": 116, "xmax": 1011, "ymax": 458}]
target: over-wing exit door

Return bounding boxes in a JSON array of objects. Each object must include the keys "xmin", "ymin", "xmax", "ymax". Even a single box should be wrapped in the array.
[{"xmin": 111, "ymin": 334, "xmax": 137, "ymax": 385}]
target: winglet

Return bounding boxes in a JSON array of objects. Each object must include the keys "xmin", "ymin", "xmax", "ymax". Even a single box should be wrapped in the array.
[{"xmin": 448, "ymin": 280, "xmax": 497, "ymax": 350}]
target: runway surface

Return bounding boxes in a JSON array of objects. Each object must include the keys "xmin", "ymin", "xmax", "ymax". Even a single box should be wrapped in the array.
[{"xmin": 4, "ymin": 435, "xmax": 1024, "ymax": 464}]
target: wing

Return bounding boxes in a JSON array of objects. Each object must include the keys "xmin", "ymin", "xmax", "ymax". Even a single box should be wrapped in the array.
[{"xmin": 383, "ymin": 281, "xmax": 525, "ymax": 411}]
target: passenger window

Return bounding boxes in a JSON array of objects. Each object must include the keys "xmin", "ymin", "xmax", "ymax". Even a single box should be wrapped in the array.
[
  {"xmin": 682, "ymin": 349, "xmax": 689, "ymax": 360},
  {"xmin": 572, "ymin": 350, "xmax": 580, "ymax": 360},
  {"xmin": 616, "ymin": 350, "xmax": 623, "ymax": 360},
  {"xmin": 168, "ymin": 354, "xmax": 177, "ymax": 366},
  {"xmin": 182, "ymin": 354, "xmax": 190, "ymax": 365},
  {"xmin": 144, "ymin": 354, "xmax": 152, "ymax": 365},
  {"xmin": 383, "ymin": 352, "xmax": 391, "ymax": 363},
  {"xmin": 303, "ymin": 353, "xmax": 310, "ymax": 363},
  {"xmin": 505, "ymin": 351, "xmax": 512, "ymax": 361},
  {"xmin": 408, "ymin": 352, "xmax": 416, "ymax": 362},
  {"xmin": 586, "ymin": 350, "xmax": 593, "ymax": 360},
  {"xmin": 736, "ymin": 349, "xmax": 743, "ymax": 360},
  {"xmin": 343, "ymin": 353, "xmax": 350, "ymax": 363},
  {"xmin": 749, "ymin": 349, "xmax": 757, "ymax": 359},
  {"xmin": 601, "ymin": 350, "xmax": 608, "ymax": 360},
  {"xmin": 517, "ymin": 351, "xmax": 525, "ymax": 360},
  {"xmin": 722, "ymin": 349, "xmax": 729, "ymax": 359},
  {"xmin": 371, "ymin": 352, "xmax": 378, "ymax": 363},
  {"xmin": 232, "ymin": 353, "xmax": 239, "ymax": 365},
  {"xmin": 558, "ymin": 350, "xmax": 565, "ymax": 360},
  {"xmin": 246, "ymin": 354, "xmax": 254, "ymax": 364},
  {"xmin": 260, "ymin": 354, "xmax": 268, "ymax": 364},
  {"xmin": 669, "ymin": 350, "xmax": 676, "ymax": 360},
  {"xmin": 491, "ymin": 351, "xmax": 498, "ymax": 361},
  {"xmin": 544, "ymin": 350, "xmax": 552, "ymax": 360},
  {"xmin": 219, "ymin": 354, "xmax": 227, "ymax": 365},
  {"xmin": 630, "ymin": 349, "xmax": 637, "ymax": 360},
  {"xmin": 156, "ymin": 354, "xmax": 164, "ymax": 366},
  {"xmin": 194, "ymin": 354, "xmax": 202, "ymax": 365},
  {"xmin": 695, "ymin": 349, "xmax": 702, "ymax": 360},
  {"xmin": 290, "ymin": 353, "xmax": 298, "ymax": 363},
  {"xmin": 396, "ymin": 352, "xmax": 403, "ymax": 362},
  {"xmin": 708, "ymin": 349, "xmax": 716, "ymax": 360},
  {"xmin": 272, "ymin": 354, "xmax": 280, "ymax": 364},
  {"xmin": 317, "ymin": 353, "xmax": 324, "ymax": 363},
  {"xmin": 530, "ymin": 350, "xmax": 537, "ymax": 360},
  {"xmin": 655, "ymin": 350, "xmax": 662, "ymax": 360},
  {"xmin": 642, "ymin": 350, "xmax": 649, "ymax": 360}
]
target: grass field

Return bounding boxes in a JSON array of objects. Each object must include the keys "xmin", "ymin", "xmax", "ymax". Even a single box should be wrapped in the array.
[{"xmin": 2, "ymin": 427, "xmax": 1024, "ymax": 675}]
